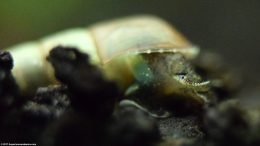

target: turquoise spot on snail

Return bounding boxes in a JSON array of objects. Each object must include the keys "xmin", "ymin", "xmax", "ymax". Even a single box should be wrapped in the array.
[{"xmin": 129, "ymin": 54, "xmax": 154, "ymax": 86}]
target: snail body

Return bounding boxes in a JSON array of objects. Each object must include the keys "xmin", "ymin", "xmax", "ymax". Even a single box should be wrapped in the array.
[{"xmin": 6, "ymin": 15, "xmax": 210, "ymax": 104}]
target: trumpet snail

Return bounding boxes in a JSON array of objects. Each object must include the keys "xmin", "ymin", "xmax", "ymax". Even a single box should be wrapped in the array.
[{"xmin": 6, "ymin": 15, "xmax": 211, "ymax": 105}]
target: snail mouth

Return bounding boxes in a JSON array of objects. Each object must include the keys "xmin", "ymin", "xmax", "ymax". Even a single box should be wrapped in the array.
[
  {"xmin": 172, "ymin": 75, "xmax": 211, "ymax": 103},
  {"xmin": 188, "ymin": 80, "xmax": 211, "ymax": 91},
  {"xmin": 173, "ymin": 75, "xmax": 211, "ymax": 92}
]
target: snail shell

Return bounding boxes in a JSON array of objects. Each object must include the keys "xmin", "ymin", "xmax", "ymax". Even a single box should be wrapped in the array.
[{"xmin": 6, "ymin": 15, "xmax": 199, "ymax": 96}]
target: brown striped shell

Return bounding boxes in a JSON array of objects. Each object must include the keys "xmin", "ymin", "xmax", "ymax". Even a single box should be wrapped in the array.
[{"xmin": 90, "ymin": 15, "xmax": 199, "ymax": 64}]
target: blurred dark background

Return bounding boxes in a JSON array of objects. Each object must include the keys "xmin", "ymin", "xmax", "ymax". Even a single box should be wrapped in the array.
[{"xmin": 0, "ymin": 0, "xmax": 259, "ymax": 86}]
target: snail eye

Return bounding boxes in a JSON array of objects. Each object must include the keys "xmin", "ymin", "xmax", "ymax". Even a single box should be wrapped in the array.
[{"xmin": 175, "ymin": 73, "xmax": 187, "ymax": 80}]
